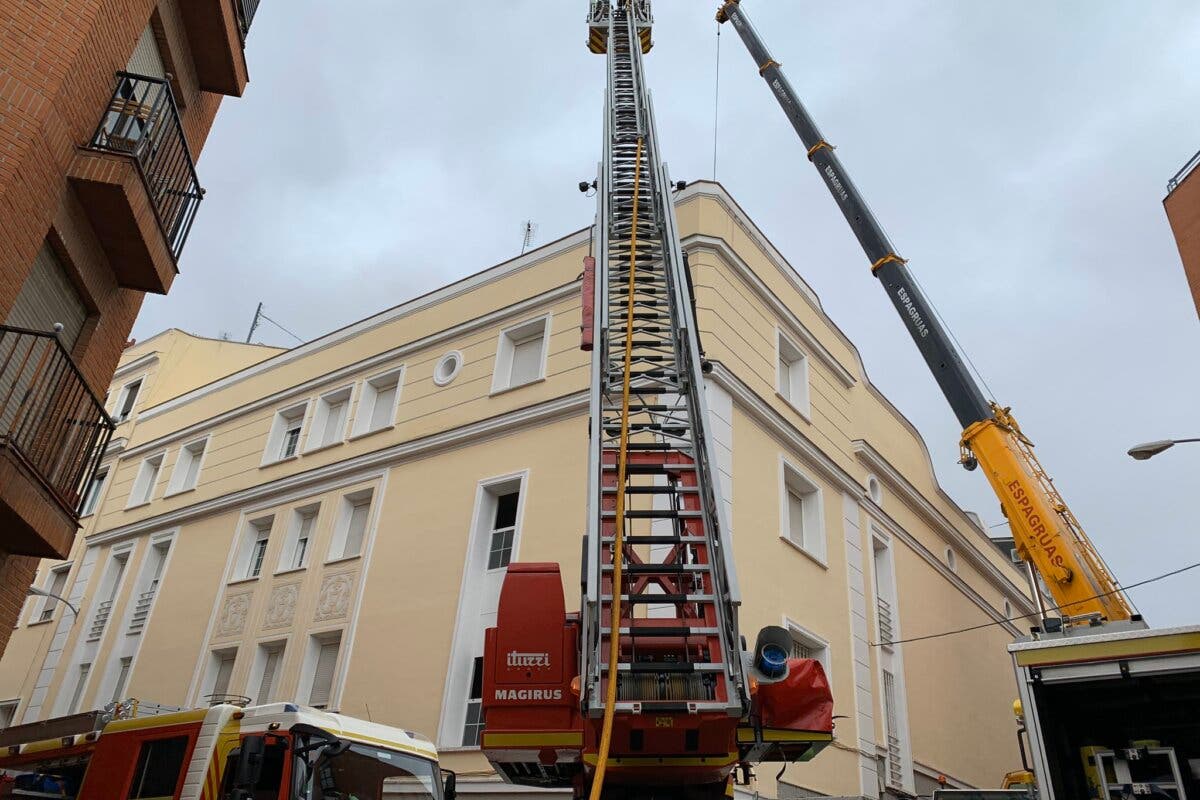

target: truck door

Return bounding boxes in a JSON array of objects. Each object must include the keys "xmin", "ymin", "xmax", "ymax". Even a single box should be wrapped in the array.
[{"xmin": 218, "ymin": 735, "xmax": 290, "ymax": 800}]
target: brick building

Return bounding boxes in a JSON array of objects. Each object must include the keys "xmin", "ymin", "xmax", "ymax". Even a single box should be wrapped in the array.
[
  {"xmin": 1165, "ymin": 149, "xmax": 1200, "ymax": 318},
  {"xmin": 0, "ymin": 0, "xmax": 262, "ymax": 654}
]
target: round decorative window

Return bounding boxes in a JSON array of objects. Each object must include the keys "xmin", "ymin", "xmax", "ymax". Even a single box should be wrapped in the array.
[
  {"xmin": 434, "ymin": 351, "xmax": 464, "ymax": 386},
  {"xmin": 867, "ymin": 476, "xmax": 882, "ymax": 504}
]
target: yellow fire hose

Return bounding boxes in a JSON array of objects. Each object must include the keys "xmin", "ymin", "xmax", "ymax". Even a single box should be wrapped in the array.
[{"xmin": 588, "ymin": 136, "xmax": 644, "ymax": 800}]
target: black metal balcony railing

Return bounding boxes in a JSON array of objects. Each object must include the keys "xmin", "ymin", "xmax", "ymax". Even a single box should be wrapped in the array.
[
  {"xmin": 237, "ymin": 0, "xmax": 261, "ymax": 38},
  {"xmin": 88, "ymin": 73, "xmax": 204, "ymax": 261},
  {"xmin": 1168, "ymin": 148, "xmax": 1200, "ymax": 195},
  {"xmin": 0, "ymin": 326, "xmax": 114, "ymax": 516}
]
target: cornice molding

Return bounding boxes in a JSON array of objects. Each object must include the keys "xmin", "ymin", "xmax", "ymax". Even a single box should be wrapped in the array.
[
  {"xmin": 684, "ymin": 234, "xmax": 856, "ymax": 388},
  {"xmin": 123, "ymin": 283, "xmax": 581, "ymax": 459}
]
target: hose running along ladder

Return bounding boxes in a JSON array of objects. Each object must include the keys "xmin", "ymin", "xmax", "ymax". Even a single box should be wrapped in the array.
[{"xmin": 582, "ymin": 1, "xmax": 748, "ymax": 793}]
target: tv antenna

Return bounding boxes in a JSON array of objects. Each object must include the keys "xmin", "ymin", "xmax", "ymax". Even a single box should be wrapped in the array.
[
  {"xmin": 246, "ymin": 302, "xmax": 305, "ymax": 345},
  {"xmin": 520, "ymin": 220, "xmax": 538, "ymax": 254}
]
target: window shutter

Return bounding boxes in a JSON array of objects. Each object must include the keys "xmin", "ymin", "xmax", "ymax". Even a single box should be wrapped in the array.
[
  {"xmin": 40, "ymin": 569, "xmax": 68, "ymax": 621},
  {"xmin": 258, "ymin": 649, "xmax": 280, "ymax": 704},
  {"xmin": 183, "ymin": 444, "xmax": 203, "ymax": 488},
  {"xmin": 126, "ymin": 25, "xmax": 166, "ymax": 78},
  {"xmin": 68, "ymin": 664, "xmax": 91, "ymax": 714},
  {"xmin": 341, "ymin": 501, "xmax": 369, "ymax": 558},
  {"xmin": 321, "ymin": 400, "xmax": 347, "ymax": 446},
  {"xmin": 369, "ymin": 383, "xmax": 397, "ymax": 431},
  {"xmin": 212, "ymin": 654, "xmax": 235, "ymax": 697},
  {"xmin": 778, "ymin": 356, "xmax": 791, "ymax": 398},
  {"xmin": 787, "ymin": 489, "xmax": 806, "ymax": 546},
  {"xmin": 308, "ymin": 641, "xmax": 339, "ymax": 707},
  {"xmin": 5, "ymin": 244, "xmax": 88, "ymax": 349},
  {"xmin": 112, "ymin": 657, "xmax": 132, "ymax": 703},
  {"xmin": 509, "ymin": 336, "xmax": 543, "ymax": 385}
]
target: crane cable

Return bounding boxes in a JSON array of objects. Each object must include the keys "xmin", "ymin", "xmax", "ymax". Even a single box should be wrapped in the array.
[{"xmin": 589, "ymin": 136, "xmax": 645, "ymax": 800}]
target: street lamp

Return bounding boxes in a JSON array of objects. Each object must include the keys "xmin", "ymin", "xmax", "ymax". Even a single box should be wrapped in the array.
[{"xmin": 1127, "ymin": 438, "xmax": 1200, "ymax": 461}]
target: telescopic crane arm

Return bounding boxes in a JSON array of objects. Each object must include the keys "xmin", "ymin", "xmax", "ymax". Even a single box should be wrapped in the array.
[{"xmin": 716, "ymin": 0, "xmax": 1134, "ymax": 627}]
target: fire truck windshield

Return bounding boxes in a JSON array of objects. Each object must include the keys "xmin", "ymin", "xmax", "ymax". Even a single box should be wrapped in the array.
[{"xmin": 295, "ymin": 740, "xmax": 440, "ymax": 800}]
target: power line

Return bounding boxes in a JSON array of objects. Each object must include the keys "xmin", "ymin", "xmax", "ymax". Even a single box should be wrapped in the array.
[
  {"xmin": 258, "ymin": 311, "xmax": 305, "ymax": 344},
  {"xmin": 872, "ymin": 559, "xmax": 1200, "ymax": 648}
]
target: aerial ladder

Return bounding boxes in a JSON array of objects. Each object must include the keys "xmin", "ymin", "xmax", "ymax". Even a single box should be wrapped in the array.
[
  {"xmin": 478, "ymin": 3, "xmax": 834, "ymax": 799},
  {"xmin": 716, "ymin": 0, "xmax": 1134, "ymax": 630}
]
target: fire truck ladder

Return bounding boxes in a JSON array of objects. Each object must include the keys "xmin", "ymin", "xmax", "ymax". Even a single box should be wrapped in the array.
[{"xmin": 582, "ymin": 0, "xmax": 747, "ymax": 728}]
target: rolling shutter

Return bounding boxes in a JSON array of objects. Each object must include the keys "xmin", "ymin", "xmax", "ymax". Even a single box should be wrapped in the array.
[
  {"xmin": 257, "ymin": 648, "xmax": 280, "ymax": 704},
  {"xmin": 212, "ymin": 653, "xmax": 235, "ymax": 698},
  {"xmin": 308, "ymin": 640, "xmax": 340, "ymax": 708},
  {"xmin": 126, "ymin": 25, "xmax": 166, "ymax": 79},
  {"xmin": 6, "ymin": 244, "xmax": 88, "ymax": 350}
]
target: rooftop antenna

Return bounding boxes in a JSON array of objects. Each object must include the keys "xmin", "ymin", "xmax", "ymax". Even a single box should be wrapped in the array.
[
  {"xmin": 245, "ymin": 301, "xmax": 263, "ymax": 343},
  {"xmin": 520, "ymin": 220, "xmax": 538, "ymax": 254}
]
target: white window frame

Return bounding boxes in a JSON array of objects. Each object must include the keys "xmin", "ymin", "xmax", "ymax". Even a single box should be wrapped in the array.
[
  {"xmin": 262, "ymin": 400, "xmax": 310, "ymax": 465},
  {"xmin": 298, "ymin": 630, "xmax": 343, "ymax": 710},
  {"xmin": 126, "ymin": 452, "xmax": 165, "ymax": 508},
  {"xmin": 351, "ymin": 367, "xmax": 404, "ymax": 438},
  {"xmin": 305, "ymin": 385, "xmax": 353, "ymax": 453},
  {"xmin": 776, "ymin": 329, "xmax": 811, "ymax": 417},
  {"xmin": 782, "ymin": 618, "xmax": 832, "ymax": 685},
  {"xmin": 490, "ymin": 314, "xmax": 551, "ymax": 394},
  {"xmin": 202, "ymin": 647, "xmax": 239, "ymax": 703},
  {"xmin": 113, "ymin": 378, "xmax": 143, "ymax": 423},
  {"xmin": 233, "ymin": 515, "xmax": 274, "ymax": 581},
  {"xmin": 248, "ymin": 639, "xmax": 287, "ymax": 706},
  {"xmin": 166, "ymin": 435, "xmax": 210, "ymax": 495},
  {"xmin": 31, "ymin": 563, "xmax": 72, "ymax": 624},
  {"xmin": 779, "ymin": 458, "xmax": 826, "ymax": 564},
  {"xmin": 80, "ymin": 467, "xmax": 109, "ymax": 517},
  {"xmin": 277, "ymin": 504, "xmax": 319, "ymax": 573},
  {"xmin": 0, "ymin": 700, "xmax": 18, "ymax": 728},
  {"xmin": 437, "ymin": 471, "xmax": 528, "ymax": 748},
  {"xmin": 433, "ymin": 351, "xmax": 464, "ymax": 387},
  {"xmin": 326, "ymin": 490, "xmax": 374, "ymax": 563}
]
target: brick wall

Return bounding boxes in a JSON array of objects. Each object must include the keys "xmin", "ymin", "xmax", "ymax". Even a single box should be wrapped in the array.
[
  {"xmin": 1164, "ymin": 170, "xmax": 1200, "ymax": 320},
  {"xmin": 0, "ymin": 0, "xmax": 231, "ymax": 653}
]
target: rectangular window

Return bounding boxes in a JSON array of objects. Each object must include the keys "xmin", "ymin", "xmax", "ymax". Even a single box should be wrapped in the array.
[
  {"xmin": 127, "ymin": 735, "xmax": 189, "ymax": 799},
  {"xmin": 0, "ymin": 701, "xmax": 17, "ymax": 728},
  {"xmin": 128, "ymin": 454, "xmax": 164, "ymax": 507},
  {"xmin": 777, "ymin": 331, "xmax": 810, "ymax": 415},
  {"xmin": 81, "ymin": 468, "xmax": 108, "ymax": 516},
  {"xmin": 208, "ymin": 649, "xmax": 237, "ymax": 701},
  {"xmin": 265, "ymin": 403, "xmax": 307, "ymax": 463},
  {"xmin": 328, "ymin": 492, "xmax": 372, "ymax": 561},
  {"xmin": 492, "ymin": 316, "xmax": 550, "ymax": 392},
  {"xmin": 254, "ymin": 643, "xmax": 284, "ymax": 705},
  {"xmin": 115, "ymin": 379, "xmax": 142, "ymax": 422},
  {"xmin": 487, "ymin": 491, "xmax": 519, "ymax": 570},
  {"xmin": 111, "ymin": 656, "xmax": 133, "ymax": 703},
  {"xmin": 247, "ymin": 521, "xmax": 271, "ymax": 578},
  {"xmin": 873, "ymin": 536, "xmax": 897, "ymax": 649},
  {"xmin": 787, "ymin": 625, "xmax": 831, "ymax": 678},
  {"xmin": 129, "ymin": 540, "xmax": 170, "ymax": 635},
  {"xmin": 88, "ymin": 552, "xmax": 128, "ymax": 642},
  {"xmin": 352, "ymin": 369, "xmax": 403, "ymax": 436},
  {"xmin": 781, "ymin": 462, "xmax": 825, "ymax": 561},
  {"xmin": 308, "ymin": 387, "xmax": 351, "ymax": 450},
  {"xmin": 67, "ymin": 663, "xmax": 91, "ymax": 714},
  {"xmin": 308, "ymin": 635, "xmax": 341, "ymax": 709},
  {"xmin": 167, "ymin": 437, "xmax": 207, "ymax": 493},
  {"xmin": 281, "ymin": 507, "xmax": 318, "ymax": 572},
  {"xmin": 36, "ymin": 565, "xmax": 70, "ymax": 623},
  {"xmin": 461, "ymin": 656, "xmax": 484, "ymax": 746}
]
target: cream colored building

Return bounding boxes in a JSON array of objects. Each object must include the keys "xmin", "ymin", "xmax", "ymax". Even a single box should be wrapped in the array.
[{"xmin": 0, "ymin": 183, "xmax": 1034, "ymax": 799}]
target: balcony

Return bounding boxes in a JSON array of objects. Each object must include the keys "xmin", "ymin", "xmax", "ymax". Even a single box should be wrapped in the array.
[
  {"xmin": 68, "ymin": 74, "xmax": 204, "ymax": 294},
  {"xmin": 180, "ymin": 0, "xmax": 254, "ymax": 96},
  {"xmin": 0, "ymin": 327, "xmax": 113, "ymax": 558},
  {"xmin": 1168, "ymin": 148, "xmax": 1200, "ymax": 195},
  {"xmin": 876, "ymin": 596, "xmax": 894, "ymax": 648}
]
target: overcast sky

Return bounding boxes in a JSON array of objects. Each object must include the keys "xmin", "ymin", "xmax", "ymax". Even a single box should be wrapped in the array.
[{"xmin": 134, "ymin": 2, "xmax": 1200, "ymax": 629}]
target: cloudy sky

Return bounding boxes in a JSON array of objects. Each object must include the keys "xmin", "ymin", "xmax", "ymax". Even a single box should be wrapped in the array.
[{"xmin": 134, "ymin": 2, "xmax": 1200, "ymax": 629}]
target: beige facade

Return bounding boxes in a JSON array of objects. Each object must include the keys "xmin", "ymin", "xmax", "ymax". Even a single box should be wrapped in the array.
[{"xmin": 0, "ymin": 183, "xmax": 1033, "ymax": 799}]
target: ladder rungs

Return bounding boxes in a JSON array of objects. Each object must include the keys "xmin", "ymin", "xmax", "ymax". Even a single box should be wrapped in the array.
[
  {"xmin": 601, "ymin": 626, "xmax": 720, "ymax": 636},
  {"xmin": 602, "ymin": 535, "xmax": 706, "ymax": 545},
  {"xmin": 605, "ymin": 564, "xmax": 710, "ymax": 574},
  {"xmin": 618, "ymin": 662, "xmax": 726, "ymax": 673},
  {"xmin": 606, "ymin": 593, "xmax": 715, "ymax": 603},
  {"xmin": 616, "ymin": 486, "xmax": 699, "ymax": 495},
  {"xmin": 601, "ymin": 509, "xmax": 702, "ymax": 519}
]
